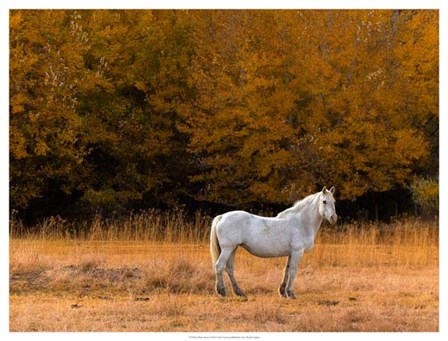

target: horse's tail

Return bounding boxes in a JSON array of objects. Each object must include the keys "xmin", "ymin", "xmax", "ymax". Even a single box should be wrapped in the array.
[{"xmin": 210, "ymin": 215, "xmax": 222, "ymax": 268}]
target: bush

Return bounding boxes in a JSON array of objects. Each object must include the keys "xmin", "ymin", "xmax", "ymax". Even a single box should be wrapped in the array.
[{"xmin": 410, "ymin": 177, "xmax": 438, "ymax": 217}]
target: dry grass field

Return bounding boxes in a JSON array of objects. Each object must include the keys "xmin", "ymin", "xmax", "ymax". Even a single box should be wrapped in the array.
[{"xmin": 9, "ymin": 213, "xmax": 438, "ymax": 332}]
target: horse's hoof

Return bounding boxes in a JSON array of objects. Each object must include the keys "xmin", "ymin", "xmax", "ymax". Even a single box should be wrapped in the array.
[
  {"xmin": 279, "ymin": 285, "xmax": 288, "ymax": 298},
  {"xmin": 279, "ymin": 291, "xmax": 288, "ymax": 298},
  {"xmin": 216, "ymin": 286, "xmax": 227, "ymax": 297},
  {"xmin": 287, "ymin": 291, "xmax": 297, "ymax": 299},
  {"xmin": 235, "ymin": 291, "xmax": 247, "ymax": 298}
]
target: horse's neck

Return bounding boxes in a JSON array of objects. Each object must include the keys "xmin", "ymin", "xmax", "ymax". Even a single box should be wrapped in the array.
[
  {"xmin": 277, "ymin": 193, "xmax": 319, "ymax": 218},
  {"xmin": 299, "ymin": 203, "xmax": 323, "ymax": 240},
  {"xmin": 279, "ymin": 194, "xmax": 323, "ymax": 239}
]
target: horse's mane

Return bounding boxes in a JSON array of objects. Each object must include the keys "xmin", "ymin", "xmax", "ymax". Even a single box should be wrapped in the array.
[{"xmin": 276, "ymin": 192, "xmax": 320, "ymax": 218}]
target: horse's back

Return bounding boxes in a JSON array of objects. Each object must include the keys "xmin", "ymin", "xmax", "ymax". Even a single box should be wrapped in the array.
[{"xmin": 216, "ymin": 211, "xmax": 253, "ymax": 230}]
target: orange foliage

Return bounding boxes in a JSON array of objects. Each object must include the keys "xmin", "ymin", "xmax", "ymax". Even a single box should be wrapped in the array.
[{"xmin": 10, "ymin": 10, "xmax": 438, "ymax": 211}]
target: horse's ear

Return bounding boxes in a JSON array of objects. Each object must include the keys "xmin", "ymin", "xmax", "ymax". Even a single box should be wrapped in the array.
[
  {"xmin": 330, "ymin": 186, "xmax": 335, "ymax": 194},
  {"xmin": 322, "ymin": 186, "xmax": 327, "ymax": 193}
]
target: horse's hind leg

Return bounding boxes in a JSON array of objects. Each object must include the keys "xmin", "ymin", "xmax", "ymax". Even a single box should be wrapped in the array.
[
  {"xmin": 226, "ymin": 248, "xmax": 246, "ymax": 298},
  {"xmin": 214, "ymin": 247, "xmax": 234, "ymax": 297}
]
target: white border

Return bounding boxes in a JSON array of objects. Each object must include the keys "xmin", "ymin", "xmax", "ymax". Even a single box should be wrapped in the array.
[{"xmin": 2, "ymin": 1, "xmax": 445, "ymax": 340}]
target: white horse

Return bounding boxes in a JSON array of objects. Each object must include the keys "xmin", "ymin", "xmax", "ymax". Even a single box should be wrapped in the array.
[{"xmin": 210, "ymin": 186, "xmax": 337, "ymax": 299}]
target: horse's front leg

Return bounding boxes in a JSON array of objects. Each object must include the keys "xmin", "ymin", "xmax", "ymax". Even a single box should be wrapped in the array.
[
  {"xmin": 279, "ymin": 256, "xmax": 290, "ymax": 298},
  {"xmin": 285, "ymin": 249, "xmax": 305, "ymax": 299}
]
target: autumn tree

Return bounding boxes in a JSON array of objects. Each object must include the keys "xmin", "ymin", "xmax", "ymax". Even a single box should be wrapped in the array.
[
  {"xmin": 297, "ymin": 10, "xmax": 436, "ymax": 199},
  {"xmin": 10, "ymin": 10, "xmax": 194, "ymax": 214},
  {"xmin": 10, "ymin": 11, "xmax": 89, "ymax": 209},
  {"xmin": 176, "ymin": 11, "xmax": 302, "ymax": 206},
  {"xmin": 176, "ymin": 10, "xmax": 437, "ymax": 204}
]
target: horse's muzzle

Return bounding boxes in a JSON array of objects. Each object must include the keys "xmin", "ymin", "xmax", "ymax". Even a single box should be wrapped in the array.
[{"xmin": 330, "ymin": 214, "xmax": 338, "ymax": 225}]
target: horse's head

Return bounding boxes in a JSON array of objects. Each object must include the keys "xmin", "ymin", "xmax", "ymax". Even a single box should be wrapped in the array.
[{"xmin": 318, "ymin": 186, "xmax": 338, "ymax": 224}]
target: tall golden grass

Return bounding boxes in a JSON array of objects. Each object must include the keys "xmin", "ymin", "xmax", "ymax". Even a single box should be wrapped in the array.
[
  {"xmin": 10, "ymin": 209, "xmax": 211, "ymax": 242},
  {"xmin": 10, "ymin": 210, "xmax": 438, "ymax": 268}
]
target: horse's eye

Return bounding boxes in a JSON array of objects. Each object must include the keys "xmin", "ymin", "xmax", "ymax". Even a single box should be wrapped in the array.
[{"xmin": 323, "ymin": 200, "xmax": 327, "ymax": 205}]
